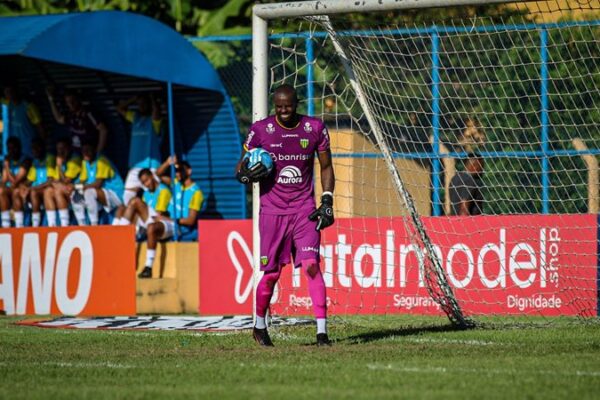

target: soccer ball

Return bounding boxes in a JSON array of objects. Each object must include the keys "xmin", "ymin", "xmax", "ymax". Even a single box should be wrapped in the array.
[{"xmin": 244, "ymin": 148, "xmax": 274, "ymax": 173}]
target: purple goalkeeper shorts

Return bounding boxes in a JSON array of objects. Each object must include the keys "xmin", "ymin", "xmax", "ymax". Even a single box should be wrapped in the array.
[{"xmin": 259, "ymin": 209, "xmax": 320, "ymax": 272}]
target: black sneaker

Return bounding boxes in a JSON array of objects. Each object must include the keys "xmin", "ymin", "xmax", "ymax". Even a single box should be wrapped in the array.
[
  {"xmin": 253, "ymin": 327, "xmax": 274, "ymax": 347},
  {"xmin": 138, "ymin": 267, "xmax": 152, "ymax": 279},
  {"xmin": 316, "ymin": 333, "xmax": 332, "ymax": 347}
]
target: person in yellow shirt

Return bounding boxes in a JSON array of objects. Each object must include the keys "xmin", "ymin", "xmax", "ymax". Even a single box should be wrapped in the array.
[
  {"xmin": 0, "ymin": 137, "xmax": 31, "ymax": 227},
  {"xmin": 13, "ymin": 138, "xmax": 55, "ymax": 227},
  {"xmin": 44, "ymin": 137, "xmax": 81, "ymax": 227}
]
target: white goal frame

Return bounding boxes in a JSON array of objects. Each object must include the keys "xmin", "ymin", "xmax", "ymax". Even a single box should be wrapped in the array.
[{"xmin": 250, "ymin": 0, "xmax": 537, "ymax": 322}]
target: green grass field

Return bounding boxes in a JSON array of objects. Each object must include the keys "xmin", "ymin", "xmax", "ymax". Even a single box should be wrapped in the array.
[{"xmin": 1, "ymin": 316, "xmax": 599, "ymax": 399}]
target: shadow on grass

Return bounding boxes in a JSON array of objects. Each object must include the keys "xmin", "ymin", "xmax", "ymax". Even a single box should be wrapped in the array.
[{"xmin": 341, "ymin": 323, "xmax": 471, "ymax": 345}]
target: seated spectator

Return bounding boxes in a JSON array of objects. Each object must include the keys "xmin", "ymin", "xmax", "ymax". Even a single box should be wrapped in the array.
[
  {"xmin": 116, "ymin": 93, "xmax": 163, "ymax": 206},
  {"xmin": 44, "ymin": 137, "xmax": 82, "ymax": 227},
  {"xmin": 46, "ymin": 87, "xmax": 108, "ymax": 155},
  {"xmin": 13, "ymin": 138, "xmax": 56, "ymax": 227},
  {"xmin": 0, "ymin": 137, "xmax": 31, "ymax": 227},
  {"xmin": 72, "ymin": 139, "xmax": 123, "ymax": 226},
  {"xmin": 449, "ymin": 153, "xmax": 484, "ymax": 216},
  {"xmin": 2, "ymin": 84, "xmax": 46, "ymax": 157},
  {"xmin": 113, "ymin": 168, "xmax": 172, "ymax": 228},
  {"xmin": 138, "ymin": 159, "xmax": 203, "ymax": 278}
]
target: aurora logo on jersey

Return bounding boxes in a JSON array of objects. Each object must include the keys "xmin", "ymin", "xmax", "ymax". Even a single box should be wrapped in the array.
[
  {"xmin": 299, "ymin": 138, "xmax": 309, "ymax": 149},
  {"xmin": 266, "ymin": 123, "xmax": 275, "ymax": 134},
  {"xmin": 303, "ymin": 122, "xmax": 312, "ymax": 133},
  {"xmin": 277, "ymin": 166, "xmax": 303, "ymax": 184}
]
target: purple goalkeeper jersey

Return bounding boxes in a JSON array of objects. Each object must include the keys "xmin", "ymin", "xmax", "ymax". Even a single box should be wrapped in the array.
[{"xmin": 245, "ymin": 115, "xmax": 330, "ymax": 215}]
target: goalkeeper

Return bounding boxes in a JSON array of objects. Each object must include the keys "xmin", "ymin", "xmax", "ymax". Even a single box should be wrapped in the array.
[{"xmin": 236, "ymin": 85, "xmax": 335, "ymax": 347}]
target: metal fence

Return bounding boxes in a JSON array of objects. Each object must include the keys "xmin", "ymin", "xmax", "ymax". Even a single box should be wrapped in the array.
[{"xmin": 189, "ymin": 19, "xmax": 600, "ymax": 216}]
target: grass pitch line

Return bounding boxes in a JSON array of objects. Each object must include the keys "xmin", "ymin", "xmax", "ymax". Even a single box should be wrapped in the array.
[
  {"xmin": 367, "ymin": 363, "xmax": 600, "ymax": 377},
  {"xmin": 401, "ymin": 337, "xmax": 497, "ymax": 346},
  {"xmin": 0, "ymin": 361, "xmax": 135, "ymax": 369}
]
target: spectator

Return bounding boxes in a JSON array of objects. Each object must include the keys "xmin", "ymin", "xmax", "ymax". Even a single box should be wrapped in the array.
[
  {"xmin": 116, "ymin": 93, "xmax": 163, "ymax": 206},
  {"xmin": 2, "ymin": 84, "xmax": 46, "ymax": 156},
  {"xmin": 44, "ymin": 137, "xmax": 82, "ymax": 227},
  {"xmin": 137, "ymin": 159, "xmax": 203, "ymax": 278},
  {"xmin": 72, "ymin": 139, "xmax": 124, "ymax": 226},
  {"xmin": 0, "ymin": 137, "xmax": 31, "ymax": 227},
  {"xmin": 16, "ymin": 138, "xmax": 56, "ymax": 227},
  {"xmin": 46, "ymin": 87, "xmax": 108, "ymax": 155},
  {"xmin": 449, "ymin": 153, "xmax": 484, "ymax": 216},
  {"xmin": 113, "ymin": 167, "xmax": 172, "ymax": 228}
]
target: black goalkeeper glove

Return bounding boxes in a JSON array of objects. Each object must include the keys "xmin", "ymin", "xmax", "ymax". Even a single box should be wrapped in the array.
[
  {"xmin": 309, "ymin": 192, "xmax": 334, "ymax": 231},
  {"xmin": 236, "ymin": 159, "xmax": 270, "ymax": 184}
]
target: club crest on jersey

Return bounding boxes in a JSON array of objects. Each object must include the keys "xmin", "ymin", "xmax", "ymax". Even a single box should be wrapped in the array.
[
  {"xmin": 266, "ymin": 123, "xmax": 275, "ymax": 134},
  {"xmin": 260, "ymin": 256, "xmax": 268, "ymax": 266},
  {"xmin": 300, "ymin": 138, "xmax": 309, "ymax": 149},
  {"xmin": 304, "ymin": 122, "xmax": 312, "ymax": 133},
  {"xmin": 277, "ymin": 166, "xmax": 303, "ymax": 184}
]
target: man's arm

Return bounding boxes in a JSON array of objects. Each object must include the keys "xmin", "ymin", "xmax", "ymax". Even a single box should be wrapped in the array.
[
  {"xmin": 458, "ymin": 200, "xmax": 472, "ymax": 216},
  {"xmin": 156, "ymin": 155, "xmax": 177, "ymax": 185},
  {"xmin": 84, "ymin": 178, "xmax": 104, "ymax": 190},
  {"xmin": 318, "ymin": 149, "xmax": 335, "ymax": 193},
  {"xmin": 13, "ymin": 162, "xmax": 32, "ymax": 186},
  {"xmin": 46, "ymin": 87, "xmax": 65, "ymax": 124},
  {"xmin": 309, "ymin": 149, "xmax": 336, "ymax": 231},
  {"xmin": 176, "ymin": 208, "xmax": 199, "ymax": 227},
  {"xmin": 96, "ymin": 122, "xmax": 108, "ymax": 154}
]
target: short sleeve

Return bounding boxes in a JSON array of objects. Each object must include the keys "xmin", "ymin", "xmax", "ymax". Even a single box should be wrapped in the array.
[
  {"xmin": 243, "ymin": 125, "xmax": 261, "ymax": 151},
  {"xmin": 26, "ymin": 103, "xmax": 42, "ymax": 125},
  {"xmin": 26, "ymin": 166, "xmax": 36, "ymax": 183},
  {"xmin": 95, "ymin": 158, "xmax": 114, "ymax": 180},
  {"xmin": 151, "ymin": 119, "xmax": 162, "ymax": 135},
  {"xmin": 156, "ymin": 188, "xmax": 172, "ymax": 212},
  {"xmin": 125, "ymin": 110, "xmax": 135, "ymax": 123},
  {"xmin": 65, "ymin": 157, "xmax": 82, "ymax": 180},
  {"xmin": 317, "ymin": 121, "xmax": 331, "ymax": 153},
  {"xmin": 188, "ymin": 190, "xmax": 204, "ymax": 212}
]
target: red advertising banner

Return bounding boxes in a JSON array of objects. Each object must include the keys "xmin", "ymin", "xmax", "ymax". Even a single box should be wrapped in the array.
[
  {"xmin": 198, "ymin": 215, "xmax": 598, "ymax": 317},
  {"xmin": 0, "ymin": 226, "xmax": 136, "ymax": 316}
]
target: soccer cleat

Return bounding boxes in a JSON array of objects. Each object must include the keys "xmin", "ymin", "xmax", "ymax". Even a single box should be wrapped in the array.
[
  {"xmin": 253, "ymin": 327, "xmax": 274, "ymax": 347},
  {"xmin": 138, "ymin": 267, "xmax": 152, "ymax": 279},
  {"xmin": 316, "ymin": 333, "xmax": 332, "ymax": 347}
]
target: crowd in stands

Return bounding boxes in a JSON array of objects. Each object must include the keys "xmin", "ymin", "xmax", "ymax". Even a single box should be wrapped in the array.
[{"xmin": 1, "ymin": 85, "xmax": 204, "ymax": 277}]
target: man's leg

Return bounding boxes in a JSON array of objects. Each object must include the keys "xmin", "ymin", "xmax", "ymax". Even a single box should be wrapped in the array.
[
  {"xmin": 139, "ymin": 220, "xmax": 168, "ymax": 278},
  {"xmin": 11, "ymin": 187, "xmax": 25, "ymax": 228},
  {"xmin": 44, "ymin": 187, "xmax": 58, "ymax": 227},
  {"xmin": 0, "ymin": 186, "xmax": 12, "ymax": 228},
  {"xmin": 84, "ymin": 188, "xmax": 102, "ymax": 226},
  {"xmin": 302, "ymin": 261, "xmax": 328, "ymax": 341},
  {"xmin": 123, "ymin": 197, "xmax": 149, "ymax": 226},
  {"xmin": 123, "ymin": 168, "xmax": 141, "ymax": 206},
  {"xmin": 55, "ymin": 185, "xmax": 72, "ymax": 226},
  {"xmin": 255, "ymin": 266, "xmax": 283, "ymax": 328},
  {"xmin": 30, "ymin": 188, "xmax": 44, "ymax": 227}
]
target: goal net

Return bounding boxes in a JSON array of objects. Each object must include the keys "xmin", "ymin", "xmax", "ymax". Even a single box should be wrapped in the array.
[{"xmin": 254, "ymin": 0, "xmax": 600, "ymax": 326}]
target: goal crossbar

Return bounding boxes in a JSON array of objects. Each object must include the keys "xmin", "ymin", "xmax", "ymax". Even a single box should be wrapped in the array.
[{"xmin": 254, "ymin": 0, "xmax": 536, "ymax": 19}]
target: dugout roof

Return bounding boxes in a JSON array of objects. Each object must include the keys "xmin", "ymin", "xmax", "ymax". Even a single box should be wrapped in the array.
[{"xmin": 0, "ymin": 12, "xmax": 245, "ymax": 224}]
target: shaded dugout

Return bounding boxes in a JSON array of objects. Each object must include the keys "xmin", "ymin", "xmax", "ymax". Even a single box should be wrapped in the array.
[{"xmin": 0, "ymin": 11, "xmax": 245, "ymax": 228}]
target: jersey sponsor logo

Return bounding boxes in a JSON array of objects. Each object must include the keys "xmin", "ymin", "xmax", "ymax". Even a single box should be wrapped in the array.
[
  {"xmin": 303, "ymin": 122, "xmax": 313, "ymax": 133},
  {"xmin": 282, "ymin": 134, "xmax": 299, "ymax": 138},
  {"xmin": 301, "ymin": 246, "xmax": 319, "ymax": 253},
  {"xmin": 270, "ymin": 143, "xmax": 283, "ymax": 148},
  {"xmin": 300, "ymin": 138, "xmax": 309, "ymax": 149},
  {"xmin": 322, "ymin": 127, "xmax": 330, "ymax": 141},
  {"xmin": 270, "ymin": 153, "xmax": 311, "ymax": 162},
  {"xmin": 266, "ymin": 123, "xmax": 275, "ymax": 134},
  {"xmin": 277, "ymin": 166, "xmax": 303, "ymax": 184}
]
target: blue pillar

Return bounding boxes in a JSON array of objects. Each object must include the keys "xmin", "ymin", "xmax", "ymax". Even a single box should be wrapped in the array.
[
  {"xmin": 431, "ymin": 29, "xmax": 442, "ymax": 217},
  {"xmin": 306, "ymin": 34, "xmax": 315, "ymax": 117},
  {"xmin": 2, "ymin": 104, "xmax": 8, "ymax": 156},
  {"xmin": 540, "ymin": 27, "xmax": 550, "ymax": 214},
  {"xmin": 167, "ymin": 82, "xmax": 179, "ymax": 241}
]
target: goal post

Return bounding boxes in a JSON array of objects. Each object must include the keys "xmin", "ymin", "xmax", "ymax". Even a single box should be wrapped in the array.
[{"xmin": 251, "ymin": 0, "xmax": 600, "ymax": 326}]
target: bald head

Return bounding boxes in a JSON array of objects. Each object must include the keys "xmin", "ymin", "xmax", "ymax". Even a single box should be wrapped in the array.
[
  {"xmin": 273, "ymin": 84, "xmax": 299, "ymax": 127},
  {"xmin": 273, "ymin": 84, "xmax": 298, "ymax": 102}
]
